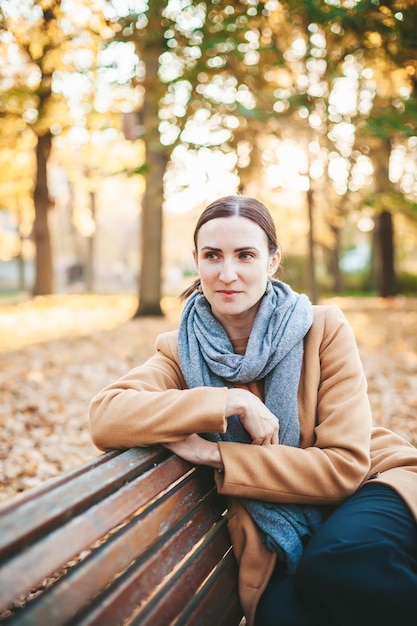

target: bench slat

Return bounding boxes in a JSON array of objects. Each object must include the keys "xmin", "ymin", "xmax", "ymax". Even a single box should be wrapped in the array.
[
  {"xmin": 177, "ymin": 549, "xmax": 242, "ymax": 626},
  {"xmin": 0, "ymin": 447, "xmax": 166, "ymax": 561},
  {"xmin": 65, "ymin": 493, "xmax": 227, "ymax": 625},
  {"xmin": 0, "ymin": 447, "xmax": 244, "ymax": 626},
  {"xmin": 0, "ymin": 450, "xmax": 192, "ymax": 612},
  {"xmin": 131, "ymin": 518, "xmax": 235, "ymax": 626},
  {"xmin": 0, "ymin": 450, "xmax": 120, "ymax": 515}
]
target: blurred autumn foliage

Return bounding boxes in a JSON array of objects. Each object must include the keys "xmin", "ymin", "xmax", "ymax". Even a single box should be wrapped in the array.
[
  {"xmin": 1, "ymin": 0, "xmax": 417, "ymax": 314},
  {"xmin": 1, "ymin": 294, "xmax": 416, "ymax": 504}
]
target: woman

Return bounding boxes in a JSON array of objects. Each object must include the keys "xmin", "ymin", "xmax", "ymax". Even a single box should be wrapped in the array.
[{"xmin": 89, "ymin": 195, "xmax": 417, "ymax": 626}]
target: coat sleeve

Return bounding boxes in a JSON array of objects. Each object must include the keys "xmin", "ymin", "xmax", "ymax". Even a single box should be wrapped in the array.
[
  {"xmin": 89, "ymin": 330, "xmax": 228, "ymax": 450},
  {"xmin": 215, "ymin": 306, "xmax": 372, "ymax": 506}
]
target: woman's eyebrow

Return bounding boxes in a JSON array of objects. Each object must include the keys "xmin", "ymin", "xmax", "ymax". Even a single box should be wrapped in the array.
[
  {"xmin": 200, "ymin": 245, "xmax": 260, "ymax": 252},
  {"xmin": 234, "ymin": 246, "xmax": 260, "ymax": 252}
]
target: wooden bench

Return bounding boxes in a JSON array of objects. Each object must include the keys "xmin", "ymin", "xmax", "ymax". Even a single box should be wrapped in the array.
[{"xmin": 0, "ymin": 446, "xmax": 243, "ymax": 625}]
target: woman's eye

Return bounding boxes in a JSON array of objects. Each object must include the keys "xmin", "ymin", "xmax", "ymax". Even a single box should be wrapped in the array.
[
  {"xmin": 204, "ymin": 252, "xmax": 218, "ymax": 260},
  {"xmin": 239, "ymin": 251, "xmax": 254, "ymax": 260}
]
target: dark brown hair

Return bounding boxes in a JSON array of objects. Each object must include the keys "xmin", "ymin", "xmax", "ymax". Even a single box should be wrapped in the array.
[{"xmin": 180, "ymin": 195, "xmax": 281, "ymax": 300}]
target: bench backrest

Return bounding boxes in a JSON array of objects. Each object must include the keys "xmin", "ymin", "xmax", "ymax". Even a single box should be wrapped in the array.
[{"xmin": 0, "ymin": 447, "xmax": 243, "ymax": 625}]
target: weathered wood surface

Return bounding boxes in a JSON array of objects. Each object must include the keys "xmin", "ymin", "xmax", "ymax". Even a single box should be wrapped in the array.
[{"xmin": 0, "ymin": 446, "xmax": 243, "ymax": 625}]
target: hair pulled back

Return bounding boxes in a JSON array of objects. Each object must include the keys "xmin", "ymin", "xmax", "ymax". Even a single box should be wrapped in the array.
[{"xmin": 181, "ymin": 195, "xmax": 281, "ymax": 300}]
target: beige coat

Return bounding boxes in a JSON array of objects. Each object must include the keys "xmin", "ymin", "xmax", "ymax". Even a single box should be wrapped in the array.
[{"xmin": 89, "ymin": 305, "xmax": 417, "ymax": 626}]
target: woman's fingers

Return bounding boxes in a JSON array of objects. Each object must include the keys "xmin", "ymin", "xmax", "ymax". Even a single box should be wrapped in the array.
[{"xmin": 226, "ymin": 388, "xmax": 279, "ymax": 444}]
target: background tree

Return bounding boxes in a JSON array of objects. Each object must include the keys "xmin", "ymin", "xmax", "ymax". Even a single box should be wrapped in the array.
[
  {"xmin": 327, "ymin": 0, "xmax": 417, "ymax": 295},
  {"xmin": 1, "ymin": 0, "xmax": 416, "ymax": 306},
  {"xmin": 0, "ymin": 0, "xmax": 67, "ymax": 295},
  {"xmin": 109, "ymin": 0, "xmax": 282, "ymax": 314},
  {"xmin": 0, "ymin": 0, "xmax": 117, "ymax": 295}
]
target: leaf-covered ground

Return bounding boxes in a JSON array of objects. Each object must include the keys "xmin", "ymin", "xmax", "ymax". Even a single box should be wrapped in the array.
[{"xmin": 1, "ymin": 294, "xmax": 416, "ymax": 504}]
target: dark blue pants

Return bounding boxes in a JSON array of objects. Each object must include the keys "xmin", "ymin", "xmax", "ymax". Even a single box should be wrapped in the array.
[{"xmin": 255, "ymin": 484, "xmax": 417, "ymax": 626}]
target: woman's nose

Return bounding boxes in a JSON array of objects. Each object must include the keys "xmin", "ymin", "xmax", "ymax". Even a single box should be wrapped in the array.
[{"xmin": 219, "ymin": 259, "xmax": 237, "ymax": 282}]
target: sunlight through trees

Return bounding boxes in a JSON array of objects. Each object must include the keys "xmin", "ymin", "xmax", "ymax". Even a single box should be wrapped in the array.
[{"xmin": 0, "ymin": 0, "xmax": 416, "ymax": 307}]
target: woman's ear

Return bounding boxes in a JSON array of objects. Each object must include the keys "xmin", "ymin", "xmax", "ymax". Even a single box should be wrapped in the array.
[
  {"xmin": 268, "ymin": 250, "xmax": 281, "ymax": 277},
  {"xmin": 193, "ymin": 249, "xmax": 198, "ymax": 270}
]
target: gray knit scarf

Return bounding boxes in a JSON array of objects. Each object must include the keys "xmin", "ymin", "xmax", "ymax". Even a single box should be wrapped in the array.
[{"xmin": 178, "ymin": 279, "xmax": 322, "ymax": 573}]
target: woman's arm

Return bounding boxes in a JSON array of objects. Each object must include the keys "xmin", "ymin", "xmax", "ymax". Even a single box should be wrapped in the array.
[
  {"xmin": 89, "ymin": 331, "xmax": 228, "ymax": 450},
  {"xmin": 90, "ymin": 329, "xmax": 280, "ymax": 452},
  {"xmin": 163, "ymin": 434, "xmax": 224, "ymax": 470},
  {"xmin": 162, "ymin": 388, "xmax": 280, "ymax": 468}
]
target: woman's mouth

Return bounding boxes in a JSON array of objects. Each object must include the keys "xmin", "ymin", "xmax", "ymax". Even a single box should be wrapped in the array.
[{"xmin": 218, "ymin": 290, "xmax": 241, "ymax": 296}]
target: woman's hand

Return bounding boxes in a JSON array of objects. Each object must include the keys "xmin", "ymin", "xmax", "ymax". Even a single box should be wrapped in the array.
[
  {"xmin": 163, "ymin": 434, "xmax": 223, "ymax": 470},
  {"xmin": 225, "ymin": 388, "xmax": 279, "ymax": 445}
]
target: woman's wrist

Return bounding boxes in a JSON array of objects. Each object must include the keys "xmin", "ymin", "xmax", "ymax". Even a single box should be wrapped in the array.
[
  {"xmin": 208, "ymin": 441, "xmax": 224, "ymax": 470},
  {"xmin": 163, "ymin": 435, "xmax": 224, "ymax": 470},
  {"xmin": 225, "ymin": 387, "xmax": 246, "ymax": 418},
  {"xmin": 191, "ymin": 438, "xmax": 223, "ymax": 470}
]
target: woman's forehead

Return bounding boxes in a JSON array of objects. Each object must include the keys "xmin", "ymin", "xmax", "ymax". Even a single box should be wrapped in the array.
[{"xmin": 196, "ymin": 215, "xmax": 267, "ymax": 246}]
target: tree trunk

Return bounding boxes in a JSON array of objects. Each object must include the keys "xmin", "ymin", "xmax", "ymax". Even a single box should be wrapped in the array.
[
  {"xmin": 329, "ymin": 224, "xmax": 344, "ymax": 293},
  {"xmin": 373, "ymin": 210, "xmax": 398, "ymax": 297},
  {"xmin": 134, "ymin": 2, "xmax": 168, "ymax": 317},
  {"xmin": 306, "ymin": 186, "xmax": 318, "ymax": 304},
  {"xmin": 135, "ymin": 147, "xmax": 168, "ymax": 316},
  {"xmin": 371, "ymin": 139, "xmax": 398, "ymax": 297},
  {"xmin": 15, "ymin": 198, "xmax": 27, "ymax": 292},
  {"xmin": 85, "ymin": 190, "xmax": 96, "ymax": 293},
  {"xmin": 32, "ymin": 132, "xmax": 53, "ymax": 296}
]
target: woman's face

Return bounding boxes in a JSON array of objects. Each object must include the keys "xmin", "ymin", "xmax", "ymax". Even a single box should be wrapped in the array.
[{"xmin": 194, "ymin": 215, "xmax": 280, "ymax": 336}]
